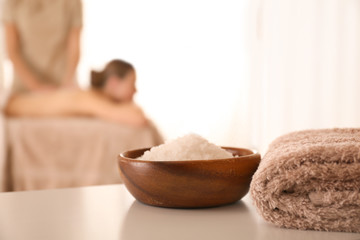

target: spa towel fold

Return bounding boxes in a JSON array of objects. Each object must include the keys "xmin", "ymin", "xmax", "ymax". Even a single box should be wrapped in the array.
[{"xmin": 250, "ymin": 128, "xmax": 360, "ymax": 233}]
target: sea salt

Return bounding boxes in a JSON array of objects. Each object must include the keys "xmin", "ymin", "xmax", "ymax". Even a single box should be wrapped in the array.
[{"xmin": 138, "ymin": 134, "xmax": 234, "ymax": 161}]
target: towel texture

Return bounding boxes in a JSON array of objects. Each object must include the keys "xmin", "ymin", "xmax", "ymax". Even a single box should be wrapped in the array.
[{"xmin": 250, "ymin": 128, "xmax": 360, "ymax": 233}]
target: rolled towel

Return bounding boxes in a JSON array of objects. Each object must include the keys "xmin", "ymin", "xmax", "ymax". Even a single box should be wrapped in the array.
[{"xmin": 250, "ymin": 128, "xmax": 360, "ymax": 233}]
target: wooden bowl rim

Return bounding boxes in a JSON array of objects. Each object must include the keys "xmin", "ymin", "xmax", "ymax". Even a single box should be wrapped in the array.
[{"xmin": 118, "ymin": 146, "xmax": 260, "ymax": 164}]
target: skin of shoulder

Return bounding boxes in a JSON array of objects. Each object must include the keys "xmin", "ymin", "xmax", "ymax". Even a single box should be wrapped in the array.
[
  {"xmin": 5, "ymin": 89, "xmax": 81, "ymax": 116},
  {"xmin": 4, "ymin": 89, "xmax": 147, "ymax": 127},
  {"xmin": 5, "ymin": 89, "xmax": 105, "ymax": 117}
]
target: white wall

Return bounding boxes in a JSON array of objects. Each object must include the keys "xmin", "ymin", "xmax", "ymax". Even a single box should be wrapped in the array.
[
  {"xmin": 248, "ymin": 0, "xmax": 360, "ymax": 152},
  {"xmin": 79, "ymin": 0, "xmax": 251, "ymax": 146}
]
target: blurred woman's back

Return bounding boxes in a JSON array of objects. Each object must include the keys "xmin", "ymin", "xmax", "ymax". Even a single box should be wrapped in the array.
[{"xmin": 5, "ymin": 59, "xmax": 147, "ymax": 127}]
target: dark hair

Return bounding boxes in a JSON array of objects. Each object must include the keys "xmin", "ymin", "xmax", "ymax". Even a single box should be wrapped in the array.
[{"xmin": 90, "ymin": 59, "xmax": 134, "ymax": 89}]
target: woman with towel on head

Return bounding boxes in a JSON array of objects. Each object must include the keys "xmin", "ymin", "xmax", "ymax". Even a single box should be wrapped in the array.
[
  {"xmin": 4, "ymin": 59, "xmax": 148, "ymax": 127},
  {"xmin": 2, "ymin": 0, "xmax": 82, "ymax": 92}
]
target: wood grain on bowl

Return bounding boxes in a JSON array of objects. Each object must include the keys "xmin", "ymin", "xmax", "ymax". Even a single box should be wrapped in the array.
[{"xmin": 118, "ymin": 147, "xmax": 260, "ymax": 208}]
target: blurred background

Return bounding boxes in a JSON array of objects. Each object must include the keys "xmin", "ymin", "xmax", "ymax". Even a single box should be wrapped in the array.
[{"xmin": 1, "ymin": 0, "xmax": 360, "ymax": 152}]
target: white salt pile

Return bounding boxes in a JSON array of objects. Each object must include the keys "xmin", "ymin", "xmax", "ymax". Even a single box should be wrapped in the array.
[{"xmin": 138, "ymin": 134, "xmax": 234, "ymax": 161}]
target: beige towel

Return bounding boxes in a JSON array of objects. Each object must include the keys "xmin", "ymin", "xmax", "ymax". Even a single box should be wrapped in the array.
[
  {"xmin": 5, "ymin": 117, "xmax": 163, "ymax": 191},
  {"xmin": 250, "ymin": 128, "xmax": 360, "ymax": 233}
]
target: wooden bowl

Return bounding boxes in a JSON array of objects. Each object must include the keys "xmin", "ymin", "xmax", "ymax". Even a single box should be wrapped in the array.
[{"xmin": 118, "ymin": 147, "xmax": 261, "ymax": 208}]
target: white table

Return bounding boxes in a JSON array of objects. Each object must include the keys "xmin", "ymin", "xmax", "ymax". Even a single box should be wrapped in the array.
[{"xmin": 0, "ymin": 184, "xmax": 359, "ymax": 240}]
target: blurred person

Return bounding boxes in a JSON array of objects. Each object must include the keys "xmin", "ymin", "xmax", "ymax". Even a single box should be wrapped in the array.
[
  {"xmin": 2, "ymin": 0, "xmax": 82, "ymax": 93},
  {"xmin": 4, "ymin": 59, "xmax": 147, "ymax": 127}
]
